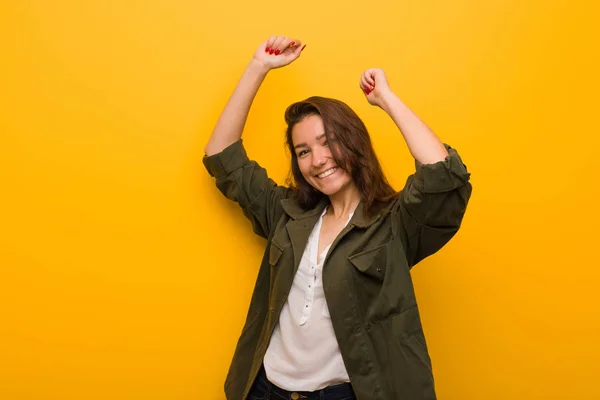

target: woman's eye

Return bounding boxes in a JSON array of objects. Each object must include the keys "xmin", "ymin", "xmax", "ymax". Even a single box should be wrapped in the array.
[
  {"xmin": 324, "ymin": 140, "xmax": 329, "ymax": 146},
  {"xmin": 298, "ymin": 150, "xmax": 308, "ymax": 157}
]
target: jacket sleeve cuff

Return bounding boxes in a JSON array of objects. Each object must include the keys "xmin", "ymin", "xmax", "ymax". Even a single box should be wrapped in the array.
[
  {"xmin": 412, "ymin": 144, "xmax": 471, "ymax": 193},
  {"xmin": 202, "ymin": 140, "xmax": 250, "ymax": 178}
]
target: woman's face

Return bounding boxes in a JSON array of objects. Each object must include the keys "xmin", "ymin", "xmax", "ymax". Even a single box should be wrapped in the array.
[{"xmin": 291, "ymin": 114, "xmax": 355, "ymax": 197}]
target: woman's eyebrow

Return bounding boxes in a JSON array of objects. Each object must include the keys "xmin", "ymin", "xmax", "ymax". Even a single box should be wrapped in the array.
[{"xmin": 293, "ymin": 133, "xmax": 327, "ymax": 149}]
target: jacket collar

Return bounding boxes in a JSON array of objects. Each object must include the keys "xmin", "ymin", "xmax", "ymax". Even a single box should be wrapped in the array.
[
  {"xmin": 280, "ymin": 197, "xmax": 328, "ymax": 220},
  {"xmin": 280, "ymin": 197, "xmax": 382, "ymax": 228}
]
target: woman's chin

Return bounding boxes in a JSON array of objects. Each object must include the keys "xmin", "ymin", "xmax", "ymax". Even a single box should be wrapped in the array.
[{"xmin": 312, "ymin": 181, "xmax": 345, "ymax": 197}]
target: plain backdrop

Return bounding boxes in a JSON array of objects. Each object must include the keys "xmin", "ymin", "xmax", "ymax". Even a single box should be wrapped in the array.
[{"xmin": 1, "ymin": 0, "xmax": 599, "ymax": 398}]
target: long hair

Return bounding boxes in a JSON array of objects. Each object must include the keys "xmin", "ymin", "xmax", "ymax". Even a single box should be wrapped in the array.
[{"xmin": 284, "ymin": 96, "xmax": 398, "ymax": 217}]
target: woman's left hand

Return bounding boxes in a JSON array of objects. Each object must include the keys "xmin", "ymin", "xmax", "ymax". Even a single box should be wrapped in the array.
[{"xmin": 359, "ymin": 68, "xmax": 392, "ymax": 108}]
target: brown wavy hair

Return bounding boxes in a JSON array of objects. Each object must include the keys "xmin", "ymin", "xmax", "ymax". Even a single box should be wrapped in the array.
[{"xmin": 284, "ymin": 96, "xmax": 398, "ymax": 217}]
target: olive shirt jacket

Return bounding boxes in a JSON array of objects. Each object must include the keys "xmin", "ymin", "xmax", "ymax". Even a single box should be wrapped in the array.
[{"xmin": 203, "ymin": 139, "xmax": 472, "ymax": 400}]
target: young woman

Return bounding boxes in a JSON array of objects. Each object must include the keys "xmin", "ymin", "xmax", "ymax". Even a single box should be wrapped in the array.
[{"xmin": 204, "ymin": 35, "xmax": 472, "ymax": 400}]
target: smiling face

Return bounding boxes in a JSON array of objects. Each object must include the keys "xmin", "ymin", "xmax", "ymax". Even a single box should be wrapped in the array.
[
  {"xmin": 284, "ymin": 96, "xmax": 396, "ymax": 214},
  {"xmin": 291, "ymin": 114, "xmax": 356, "ymax": 197}
]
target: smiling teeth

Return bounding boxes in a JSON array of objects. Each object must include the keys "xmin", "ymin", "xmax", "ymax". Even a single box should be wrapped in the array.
[{"xmin": 318, "ymin": 168, "xmax": 337, "ymax": 178}]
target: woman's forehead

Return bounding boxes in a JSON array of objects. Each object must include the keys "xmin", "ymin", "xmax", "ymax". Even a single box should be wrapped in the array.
[{"xmin": 291, "ymin": 115, "xmax": 327, "ymax": 145}]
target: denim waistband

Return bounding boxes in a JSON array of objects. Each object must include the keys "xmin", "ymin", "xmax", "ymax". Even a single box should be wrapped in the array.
[{"xmin": 256, "ymin": 366, "xmax": 355, "ymax": 400}]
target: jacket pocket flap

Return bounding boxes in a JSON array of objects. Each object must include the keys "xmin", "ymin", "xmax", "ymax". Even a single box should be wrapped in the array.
[{"xmin": 348, "ymin": 244, "xmax": 385, "ymax": 272}]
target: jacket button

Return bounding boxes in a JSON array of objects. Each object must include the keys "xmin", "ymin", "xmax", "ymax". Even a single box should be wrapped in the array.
[
  {"xmin": 377, "ymin": 267, "xmax": 382, "ymax": 272},
  {"xmin": 270, "ymin": 307, "xmax": 274, "ymax": 312}
]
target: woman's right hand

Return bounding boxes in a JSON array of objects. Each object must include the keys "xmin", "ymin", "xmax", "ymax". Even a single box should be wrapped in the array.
[{"xmin": 253, "ymin": 35, "xmax": 305, "ymax": 70}]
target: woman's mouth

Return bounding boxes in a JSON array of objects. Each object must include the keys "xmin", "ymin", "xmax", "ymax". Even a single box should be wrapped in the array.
[{"xmin": 316, "ymin": 167, "xmax": 338, "ymax": 179}]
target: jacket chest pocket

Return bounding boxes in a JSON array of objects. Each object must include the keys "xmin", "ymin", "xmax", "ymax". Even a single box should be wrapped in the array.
[{"xmin": 348, "ymin": 243, "xmax": 387, "ymax": 281}]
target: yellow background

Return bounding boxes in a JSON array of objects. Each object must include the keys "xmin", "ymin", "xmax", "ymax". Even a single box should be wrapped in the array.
[{"xmin": 1, "ymin": 0, "xmax": 599, "ymax": 399}]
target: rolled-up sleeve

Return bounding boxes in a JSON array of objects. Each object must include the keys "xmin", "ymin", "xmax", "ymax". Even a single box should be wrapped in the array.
[
  {"xmin": 203, "ymin": 140, "xmax": 251, "ymax": 179},
  {"xmin": 393, "ymin": 144, "xmax": 472, "ymax": 267},
  {"xmin": 203, "ymin": 140, "xmax": 290, "ymax": 239}
]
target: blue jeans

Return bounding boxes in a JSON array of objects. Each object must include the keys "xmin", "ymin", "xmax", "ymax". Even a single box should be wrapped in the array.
[{"xmin": 248, "ymin": 366, "xmax": 356, "ymax": 400}]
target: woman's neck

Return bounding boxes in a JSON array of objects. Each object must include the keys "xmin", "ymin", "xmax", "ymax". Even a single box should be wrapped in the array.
[{"xmin": 326, "ymin": 185, "xmax": 361, "ymax": 220}]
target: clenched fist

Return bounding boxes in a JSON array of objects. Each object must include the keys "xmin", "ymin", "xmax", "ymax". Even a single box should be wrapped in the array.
[
  {"xmin": 253, "ymin": 35, "xmax": 305, "ymax": 71},
  {"xmin": 359, "ymin": 68, "xmax": 393, "ymax": 108}
]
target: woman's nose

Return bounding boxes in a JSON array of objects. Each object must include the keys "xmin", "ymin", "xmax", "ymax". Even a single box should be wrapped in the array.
[
  {"xmin": 312, "ymin": 150, "xmax": 327, "ymax": 166},
  {"xmin": 312, "ymin": 147, "xmax": 331, "ymax": 167}
]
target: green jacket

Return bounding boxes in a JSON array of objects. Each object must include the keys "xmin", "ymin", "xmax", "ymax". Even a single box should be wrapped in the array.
[{"xmin": 203, "ymin": 139, "xmax": 472, "ymax": 400}]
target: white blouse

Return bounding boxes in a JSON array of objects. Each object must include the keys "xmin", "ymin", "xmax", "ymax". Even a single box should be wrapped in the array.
[{"xmin": 263, "ymin": 207, "xmax": 353, "ymax": 391}]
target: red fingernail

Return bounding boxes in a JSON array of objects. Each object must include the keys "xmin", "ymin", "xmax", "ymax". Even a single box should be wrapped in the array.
[
  {"xmin": 269, "ymin": 49, "xmax": 274, "ymax": 55},
  {"xmin": 301, "ymin": 45, "xmax": 306, "ymax": 51},
  {"xmin": 364, "ymin": 88, "xmax": 372, "ymax": 95},
  {"xmin": 290, "ymin": 41, "xmax": 296, "ymax": 46},
  {"xmin": 265, "ymin": 46, "xmax": 270, "ymax": 52},
  {"xmin": 275, "ymin": 49, "xmax": 281, "ymax": 55}
]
